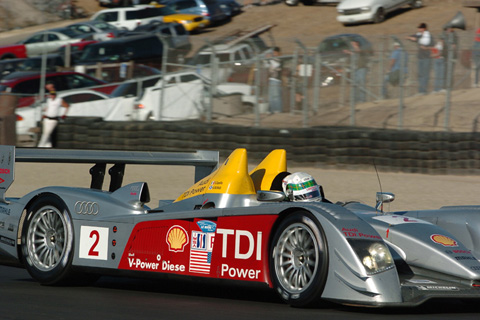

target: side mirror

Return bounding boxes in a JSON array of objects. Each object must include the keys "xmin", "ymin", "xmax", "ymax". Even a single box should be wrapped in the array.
[
  {"xmin": 375, "ymin": 192, "xmax": 395, "ymax": 212},
  {"xmin": 257, "ymin": 190, "xmax": 285, "ymax": 202}
]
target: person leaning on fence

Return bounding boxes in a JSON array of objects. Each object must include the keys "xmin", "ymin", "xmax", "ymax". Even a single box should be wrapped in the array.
[
  {"xmin": 473, "ymin": 28, "xmax": 480, "ymax": 88},
  {"xmin": 267, "ymin": 46, "xmax": 283, "ymax": 113},
  {"xmin": 37, "ymin": 91, "xmax": 69, "ymax": 148},
  {"xmin": 406, "ymin": 22, "xmax": 434, "ymax": 95},
  {"xmin": 343, "ymin": 40, "xmax": 368, "ymax": 103},
  {"xmin": 382, "ymin": 41, "xmax": 408, "ymax": 99}
]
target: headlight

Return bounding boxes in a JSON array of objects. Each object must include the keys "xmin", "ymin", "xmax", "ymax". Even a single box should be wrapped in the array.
[
  {"xmin": 349, "ymin": 240, "xmax": 394, "ymax": 275},
  {"xmin": 337, "ymin": 9, "xmax": 344, "ymax": 14},
  {"xmin": 361, "ymin": 6, "xmax": 371, "ymax": 13},
  {"xmin": 179, "ymin": 20, "xmax": 192, "ymax": 24}
]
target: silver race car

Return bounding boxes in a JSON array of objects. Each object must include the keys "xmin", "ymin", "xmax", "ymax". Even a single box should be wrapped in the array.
[{"xmin": 1, "ymin": 145, "xmax": 480, "ymax": 307}]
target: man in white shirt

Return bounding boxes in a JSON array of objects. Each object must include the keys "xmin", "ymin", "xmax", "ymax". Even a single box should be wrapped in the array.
[
  {"xmin": 37, "ymin": 90, "xmax": 69, "ymax": 148},
  {"xmin": 406, "ymin": 23, "xmax": 433, "ymax": 95}
]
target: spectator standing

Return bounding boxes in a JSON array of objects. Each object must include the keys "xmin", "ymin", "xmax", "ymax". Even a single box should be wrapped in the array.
[
  {"xmin": 344, "ymin": 40, "xmax": 368, "ymax": 103},
  {"xmin": 268, "ymin": 46, "xmax": 283, "ymax": 113},
  {"xmin": 406, "ymin": 22, "xmax": 433, "ymax": 95},
  {"xmin": 37, "ymin": 90, "xmax": 69, "ymax": 148},
  {"xmin": 382, "ymin": 41, "xmax": 408, "ymax": 98},
  {"xmin": 431, "ymin": 35, "xmax": 446, "ymax": 93},
  {"xmin": 473, "ymin": 28, "xmax": 480, "ymax": 87}
]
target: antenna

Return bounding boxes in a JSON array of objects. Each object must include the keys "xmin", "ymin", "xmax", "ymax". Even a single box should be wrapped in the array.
[{"xmin": 373, "ymin": 159, "xmax": 382, "ymax": 194}]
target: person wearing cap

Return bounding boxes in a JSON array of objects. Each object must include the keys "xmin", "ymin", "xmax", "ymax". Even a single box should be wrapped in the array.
[
  {"xmin": 37, "ymin": 90, "xmax": 69, "ymax": 148},
  {"xmin": 406, "ymin": 22, "xmax": 434, "ymax": 95},
  {"xmin": 473, "ymin": 28, "xmax": 480, "ymax": 87},
  {"xmin": 382, "ymin": 41, "xmax": 408, "ymax": 98}
]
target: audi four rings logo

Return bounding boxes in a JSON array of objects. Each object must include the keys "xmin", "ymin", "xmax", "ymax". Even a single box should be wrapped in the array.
[{"xmin": 74, "ymin": 201, "xmax": 99, "ymax": 215}]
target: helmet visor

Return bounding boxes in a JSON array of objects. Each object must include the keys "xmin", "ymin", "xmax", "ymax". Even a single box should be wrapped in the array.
[{"xmin": 286, "ymin": 179, "xmax": 322, "ymax": 202}]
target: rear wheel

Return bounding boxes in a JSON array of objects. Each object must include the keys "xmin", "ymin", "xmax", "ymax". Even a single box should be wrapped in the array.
[
  {"xmin": 20, "ymin": 195, "xmax": 74, "ymax": 285},
  {"xmin": 373, "ymin": 8, "xmax": 385, "ymax": 23},
  {"xmin": 270, "ymin": 211, "xmax": 328, "ymax": 307}
]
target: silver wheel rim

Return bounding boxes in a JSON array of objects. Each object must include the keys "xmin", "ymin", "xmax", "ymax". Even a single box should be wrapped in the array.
[
  {"xmin": 26, "ymin": 206, "xmax": 67, "ymax": 271},
  {"xmin": 274, "ymin": 222, "xmax": 319, "ymax": 294}
]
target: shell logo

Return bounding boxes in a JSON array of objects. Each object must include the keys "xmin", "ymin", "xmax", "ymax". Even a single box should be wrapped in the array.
[
  {"xmin": 431, "ymin": 234, "xmax": 458, "ymax": 247},
  {"xmin": 166, "ymin": 225, "xmax": 189, "ymax": 252}
]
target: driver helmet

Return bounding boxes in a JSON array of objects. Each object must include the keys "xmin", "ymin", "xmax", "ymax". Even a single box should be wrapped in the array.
[{"xmin": 282, "ymin": 172, "xmax": 322, "ymax": 202}]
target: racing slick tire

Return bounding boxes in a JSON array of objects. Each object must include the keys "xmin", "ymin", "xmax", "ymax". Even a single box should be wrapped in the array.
[
  {"xmin": 20, "ymin": 195, "xmax": 75, "ymax": 285},
  {"xmin": 270, "ymin": 211, "xmax": 328, "ymax": 307}
]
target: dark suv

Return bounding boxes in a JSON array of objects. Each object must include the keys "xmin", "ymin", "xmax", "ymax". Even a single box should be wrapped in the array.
[{"xmin": 76, "ymin": 34, "xmax": 164, "ymax": 68}]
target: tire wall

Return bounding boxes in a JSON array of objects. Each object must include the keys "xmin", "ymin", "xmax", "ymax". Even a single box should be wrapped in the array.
[{"xmin": 56, "ymin": 117, "xmax": 480, "ymax": 175}]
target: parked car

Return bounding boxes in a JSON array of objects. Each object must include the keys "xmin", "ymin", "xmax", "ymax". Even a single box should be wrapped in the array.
[
  {"xmin": 317, "ymin": 33, "xmax": 373, "ymax": 86},
  {"xmin": 337, "ymin": 0, "xmax": 423, "ymax": 25},
  {"xmin": 217, "ymin": 0, "xmax": 242, "ymax": 17},
  {"xmin": 75, "ymin": 34, "xmax": 164, "ymax": 69},
  {"xmin": 165, "ymin": 0, "xmax": 228, "ymax": 25},
  {"xmin": 90, "ymin": 5, "xmax": 173, "ymax": 30},
  {"xmin": 191, "ymin": 27, "xmax": 274, "ymax": 83},
  {"xmin": 16, "ymin": 27, "xmax": 89, "ymax": 57},
  {"xmin": 139, "ymin": 4, "xmax": 210, "ymax": 33},
  {"xmin": 16, "ymin": 90, "xmax": 112, "ymax": 144},
  {"xmin": 0, "ymin": 54, "xmax": 66, "ymax": 79},
  {"xmin": 284, "ymin": 0, "xmax": 340, "ymax": 6},
  {"xmin": 65, "ymin": 21, "xmax": 126, "ymax": 41},
  {"xmin": 130, "ymin": 70, "xmax": 209, "ymax": 121},
  {"xmin": 0, "ymin": 71, "xmax": 114, "ymax": 108},
  {"xmin": 130, "ymin": 21, "xmax": 191, "ymax": 52}
]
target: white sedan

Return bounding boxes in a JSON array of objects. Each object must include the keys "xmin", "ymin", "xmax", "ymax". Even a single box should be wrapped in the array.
[{"xmin": 18, "ymin": 28, "xmax": 88, "ymax": 57}]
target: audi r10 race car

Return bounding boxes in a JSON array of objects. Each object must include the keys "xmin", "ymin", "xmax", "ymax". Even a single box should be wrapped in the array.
[{"xmin": 1, "ymin": 145, "xmax": 480, "ymax": 308}]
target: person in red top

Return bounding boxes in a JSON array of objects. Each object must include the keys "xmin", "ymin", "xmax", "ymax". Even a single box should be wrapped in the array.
[{"xmin": 473, "ymin": 28, "xmax": 480, "ymax": 87}]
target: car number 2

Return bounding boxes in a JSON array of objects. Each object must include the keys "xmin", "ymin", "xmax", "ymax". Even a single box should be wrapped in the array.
[{"xmin": 79, "ymin": 226, "xmax": 109, "ymax": 260}]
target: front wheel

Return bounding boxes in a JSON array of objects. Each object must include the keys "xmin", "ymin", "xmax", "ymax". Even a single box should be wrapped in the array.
[
  {"xmin": 284, "ymin": 0, "xmax": 300, "ymax": 6},
  {"xmin": 270, "ymin": 211, "xmax": 328, "ymax": 307},
  {"xmin": 20, "ymin": 195, "xmax": 74, "ymax": 285},
  {"xmin": 373, "ymin": 8, "xmax": 385, "ymax": 23},
  {"xmin": 410, "ymin": 0, "xmax": 423, "ymax": 8}
]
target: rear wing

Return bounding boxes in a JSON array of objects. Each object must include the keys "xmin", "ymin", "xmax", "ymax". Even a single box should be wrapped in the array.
[{"xmin": 0, "ymin": 145, "xmax": 219, "ymax": 203}]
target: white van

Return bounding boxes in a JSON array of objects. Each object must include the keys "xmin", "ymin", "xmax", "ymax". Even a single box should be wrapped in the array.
[
  {"xmin": 90, "ymin": 6, "xmax": 166, "ymax": 30},
  {"xmin": 337, "ymin": 0, "xmax": 422, "ymax": 25}
]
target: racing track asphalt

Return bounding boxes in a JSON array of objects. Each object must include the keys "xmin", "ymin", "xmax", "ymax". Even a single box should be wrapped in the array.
[{"xmin": 1, "ymin": 263, "xmax": 480, "ymax": 320}]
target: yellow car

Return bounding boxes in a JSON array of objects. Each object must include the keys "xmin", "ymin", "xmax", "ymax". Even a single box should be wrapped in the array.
[{"xmin": 148, "ymin": 3, "xmax": 210, "ymax": 33}]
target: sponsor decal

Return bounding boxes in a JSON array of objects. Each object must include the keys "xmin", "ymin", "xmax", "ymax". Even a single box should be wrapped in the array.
[
  {"xmin": 8, "ymin": 224, "xmax": 14, "ymax": 232},
  {"xmin": 0, "ymin": 207, "xmax": 10, "ymax": 216},
  {"xmin": 341, "ymin": 227, "xmax": 381, "ymax": 240},
  {"xmin": 446, "ymin": 249, "xmax": 471, "ymax": 254},
  {"xmin": 471, "ymin": 266, "xmax": 480, "ymax": 271},
  {"xmin": 217, "ymin": 228, "xmax": 263, "ymax": 260},
  {"xmin": 417, "ymin": 285, "xmax": 459, "ymax": 291},
  {"xmin": 0, "ymin": 177, "xmax": 4, "ymax": 184},
  {"xmin": 74, "ymin": 201, "xmax": 99, "ymax": 215},
  {"xmin": 431, "ymin": 234, "xmax": 458, "ymax": 247},
  {"xmin": 406, "ymin": 279, "xmax": 436, "ymax": 284},
  {"xmin": 130, "ymin": 185, "xmax": 141, "ymax": 196},
  {"xmin": 0, "ymin": 168, "xmax": 10, "ymax": 174},
  {"xmin": 0, "ymin": 235, "xmax": 15, "ymax": 247},
  {"xmin": 454, "ymin": 256, "xmax": 476, "ymax": 261},
  {"xmin": 189, "ymin": 220, "xmax": 216, "ymax": 274},
  {"xmin": 166, "ymin": 225, "xmax": 189, "ymax": 252},
  {"xmin": 220, "ymin": 263, "xmax": 261, "ymax": 280},
  {"xmin": 0, "ymin": 221, "xmax": 4, "ymax": 229},
  {"xmin": 372, "ymin": 215, "xmax": 429, "ymax": 225}
]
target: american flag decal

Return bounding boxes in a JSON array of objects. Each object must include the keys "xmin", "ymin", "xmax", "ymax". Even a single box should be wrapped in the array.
[{"xmin": 189, "ymin": 230, "xmax": 215, "ymax": 274}]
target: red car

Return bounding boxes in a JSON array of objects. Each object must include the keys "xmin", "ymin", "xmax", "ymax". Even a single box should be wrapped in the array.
[{"xmin": 0, "ymin": 71, "xmax": 117, "ymax": 108}]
